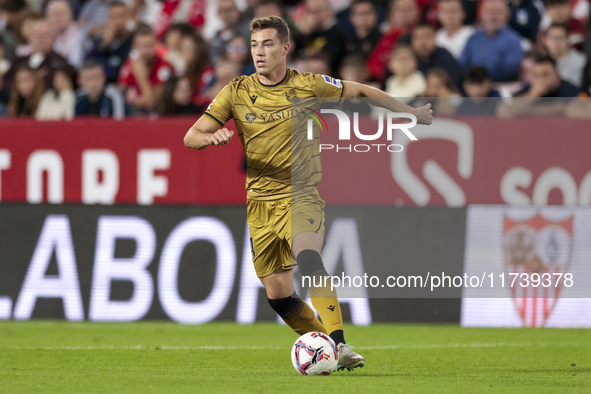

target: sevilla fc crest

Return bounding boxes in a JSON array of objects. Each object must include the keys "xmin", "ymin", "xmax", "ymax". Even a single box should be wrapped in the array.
[{"xmin": 503, "ymin": 213, "xmax": 573, "ymax": 327}]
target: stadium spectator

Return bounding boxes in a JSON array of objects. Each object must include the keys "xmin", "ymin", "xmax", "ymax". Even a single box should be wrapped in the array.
[
  {"xmin": 436, "ymin": 0, "xmax": 475, "ymax": 60},
  {"xmin": 159, "ymin": 75, "xmax": 201, "ymax": 115},
  {"xmin": 254, "ymin": 0, "xmax": 285, "ymax": 18},
  {"xmin": 47, "ymin": 0, "xmax": 87, "ymax": 69},
  {"xmin": 3, "ymin": 19, "xmax": 74, "ymax": 91},
  {"xmin": 78, "ymin": 0, "xmax": 123, "ymax": 36},
  {"xmin": 339, "ymin": 54, "xmax": 371, "ymax": 84},
  {"xmin": 254, "ymin": 0, "xmax": 304, "ymax": 62},
  {"xmin": 543, "ymin": 23, "xmax": 587, "ymax": 88},
  {"xmin": 385, "ymin": 44, "xmax": 426, "ymax": 102},
  {"xmin": 85, "ymin": 1, "xmax": 133, "ymax": 83},
  {"xmin": 384, "ymin": 0, "xmax": 420, "ymax": 33},
  {"xmin": 6, "ymin": 65, "xmax": 44, "ymax": 117},
  {"xmin": 0, "ymin": 0, "xmax": 27, "ymax": 62},
  {"xmin": 240, "ymin": 0, "xmax": 259, "ymax": 30},
  {"xmin": 162, "ymin": 23, "xmax": 198, "ymax": 76},
  {"xmin": 460, "ymin": 0, "xmax": 523, "ymax": 82},
  {"xmin": 75, "ymin": 59, "xmax": 125, "ymax": 118},
  {"xmin": 179, "ymin": 32, "xmax": 214, "ymax": 109},
  {"xmin": 339, "ymin": 54, "xmax": 373, "ymax": 114},
  {"xmin": 508, "ymin": 0, "xmax": 543, "ymax": 43},
  {"xmin": 456, "ymin": 66, "xmax": 501, "ymax": 115},
  {"xmin": 225, "ymin": 35, "xmax": 256, "ymax": 76},
  {"xmin": 36, "ymin": 65, "xmax": 76, "ymax": 120},
  {"xmin": 303, "ymin": 51, "xmax": 331, "ymax": 75},
  {"xmin": 424, "ymin": 67, "xmax": 461, "ymax": 97},
  {"xmin": 412, "ymin": 23, "xmax": 462, "ymax": 89},
  {"xmin": 0, "ymin": 36, "xmax": 10, "ymax": 75},
  {"xmin": 514, "ymin": 56, "xmax": 584, "ymax": 97},
  {"xmin": 540, "ymin": 0, "xmax": 587, "ymax": 49},
  {"xmin": 209, "ymin": 0, "xmax": 250, "ymax": 63},
  {"xmin": 345, "ymin": 0, "xmax": 382, "ymax": 60},
  {"xmin": 13, "ymin": 9, "xmax": 43, "ymax": 58},
  {"xmin": 294, "ymin": 0, "xmax": 348, "ymax": 75},
  {"xmin": 498, "ymin": 56, "xmax": 586, "ymax": 117},
  {"xmin": 367, "ymin": 0, "xmax": 420, "ymax": 80},
  {"xmin": 202, "ymin": 55, "xmax": 240, "ymax": 102},
  {"xmin": 118, "ymin": 23, "xmax": 172, "ymax": 115}
]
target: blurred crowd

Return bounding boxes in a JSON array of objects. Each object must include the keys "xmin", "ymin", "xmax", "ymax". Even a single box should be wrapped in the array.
[{"xmin": 1, "ymin": 0, "xmax": 590, "ymax": 119}]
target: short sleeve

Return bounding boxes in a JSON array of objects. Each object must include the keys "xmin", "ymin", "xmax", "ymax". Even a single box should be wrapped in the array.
[
  {"xmin": 311, "ymin": 74, "xmax": 346, "ymax": 104},
  {"xmin": 204, "ymin": 83, "xmax": 234, "ymax": 127}
]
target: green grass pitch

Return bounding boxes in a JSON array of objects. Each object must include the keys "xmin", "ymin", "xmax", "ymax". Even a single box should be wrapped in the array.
[{"xmin": 1, "ymin": 321, "xmax": 589, "ymax": 393}]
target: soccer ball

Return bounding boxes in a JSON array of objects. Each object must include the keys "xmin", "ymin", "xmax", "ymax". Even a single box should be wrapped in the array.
[{"xmin": 291, "ymin": 331, "xmax": 339, "ymax": 375}]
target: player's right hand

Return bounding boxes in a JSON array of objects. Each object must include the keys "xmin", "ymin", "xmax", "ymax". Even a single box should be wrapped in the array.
[
  {"xmin": 415, "ymin": 103, "xmax": 434, "ymax": 125},
  {"xmin": 207, "ymin": 128, "xmax": 234, "ymax": 146}
]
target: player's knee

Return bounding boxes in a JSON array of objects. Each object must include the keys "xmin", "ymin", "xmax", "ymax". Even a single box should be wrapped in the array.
[
  {"xmin": 268, "ymin": 293, "xmax": 300, "ymax": 317},
  {"xmin": 297, "ymin": 249, "xmax": 327, "ymax": 277}
]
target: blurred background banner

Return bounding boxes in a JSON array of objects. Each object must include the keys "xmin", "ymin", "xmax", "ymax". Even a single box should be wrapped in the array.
[
  {"xmin": 0, "ymin": 204, "xmax": 464, "ymax": 324},
  {"xmin": 0, "ymin": 118, "xmax": 245, "ymax": 205},
  {"xmin": 2, "ymin": 115, "xmax": 591, "ymax": 206}
]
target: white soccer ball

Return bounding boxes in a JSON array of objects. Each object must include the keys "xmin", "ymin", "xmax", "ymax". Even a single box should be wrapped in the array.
[{"xmin": 291, "ymin": 331, "xmax": 339, "ymax": 375}]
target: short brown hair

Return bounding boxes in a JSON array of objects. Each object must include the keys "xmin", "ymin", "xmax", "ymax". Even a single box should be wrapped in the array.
[
  {"xmin": 250, "ymin": 16, "xmax": 290, "ymax": 43},
  {"xmin": 134, "ymin": 22, "xmax": 154, "ymax": 37}
]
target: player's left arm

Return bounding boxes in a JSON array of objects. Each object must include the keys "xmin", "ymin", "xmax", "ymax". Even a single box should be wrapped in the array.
[{"xmin": 344, "ymin": 81, "xmax": 433, "ymax": 125}]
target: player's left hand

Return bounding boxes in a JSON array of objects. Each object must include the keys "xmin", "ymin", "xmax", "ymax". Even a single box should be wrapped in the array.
[{"xmin": 414, "ymin": 103, "xmax": 434, "ymax": 125}]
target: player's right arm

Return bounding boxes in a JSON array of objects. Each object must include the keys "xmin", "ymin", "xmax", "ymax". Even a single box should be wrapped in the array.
[
  {"xmin": 184, "ymin": 83, "xmax": 236, "ymax": 150},
  {"xmin": 184, "ymin": 116, "xmax": 234, "ymax": 150}
]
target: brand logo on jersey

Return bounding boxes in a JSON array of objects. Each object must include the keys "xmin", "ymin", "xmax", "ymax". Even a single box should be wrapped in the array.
[
  {"xmin": 327, "ymin": 305, "xmax": 335, "ymax": 311},
  {"xmin": 322, "ymin": 75, "xmax": 342, "ymax": 88},
  {"xmin": 250, "ymin": 94, "xmax": 258, "ymax": 105},
  {"xmin": 245, "ymin": 113, "xmax": 257, "ymax": 123},
  {"xmin": 285, "ymin": 88, "xmax": 300, "ymax": 103},
  {"xmin": 307, "ymin": 218, "xmax": 315, "ymax": 224}
]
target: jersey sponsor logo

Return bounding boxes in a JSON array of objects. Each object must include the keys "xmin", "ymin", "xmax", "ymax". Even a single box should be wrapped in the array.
[
  {"xmin": 250, "ymin": 94, "xmax": 258, "ymax": 105},
  {"xmin": 322, "ymin": 75, "xmax": 342, "ymax": 88},
  {"xmin": 245, "ymin": 113, "xmax": 257, "ymax": 123},
  {"xmin": 257, "ymin": 108, "xmax": 309, "ymax": 122}
]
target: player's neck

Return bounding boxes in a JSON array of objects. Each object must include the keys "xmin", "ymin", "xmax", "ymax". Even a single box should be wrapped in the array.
[{"xmin": 257, "ymin": 66, "xmax": 288, "ymax": 86}]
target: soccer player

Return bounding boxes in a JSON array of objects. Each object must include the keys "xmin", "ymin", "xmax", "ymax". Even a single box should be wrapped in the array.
[{"xmin": 184, "ymin": 16, "xmax": 433, "ymax": 371}]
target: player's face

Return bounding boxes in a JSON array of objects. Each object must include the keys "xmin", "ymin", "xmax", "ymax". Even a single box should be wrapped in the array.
[{"xmin": 251, "ymin": 29, "xmax": 289, "ymax": 76}]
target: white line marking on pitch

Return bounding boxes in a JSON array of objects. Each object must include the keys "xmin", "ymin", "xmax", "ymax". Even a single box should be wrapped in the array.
[{"xmin": 4, "ymin": 343, "xmax": 537, "ymax": 350}]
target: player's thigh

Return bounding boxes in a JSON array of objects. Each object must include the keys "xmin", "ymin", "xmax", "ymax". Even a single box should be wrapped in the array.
[
  {"xmin": 248, "ymin": 200, "xmax": 293, "ymax": 278},
  {"xmin": 289, "ymin": 196, "xmax": 326, "ymax": 259},
  {"xmin": 259, "ymin": 267, "xmax": 293, "ymax": 299}
]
